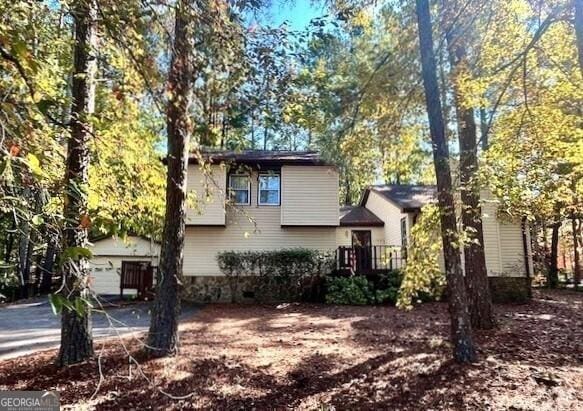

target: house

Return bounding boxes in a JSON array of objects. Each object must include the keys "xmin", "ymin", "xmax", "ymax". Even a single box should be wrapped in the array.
[
  {"xmin": 89, "ymin": 150, "xmax": 532, "ymax": 303},
  {"xmin": 89, "ymin": 235, "xmax": 160, "ymax": 297},
  {"xmin": 337, "ymin": 184, "xmax": 534, "ymax": 301},
  {"xmin": 182, "ymin": 150, "xmax": 339, "ymax": 301}
]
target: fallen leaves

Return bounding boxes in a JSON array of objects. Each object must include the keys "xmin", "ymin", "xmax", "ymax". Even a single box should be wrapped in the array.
[{"xmin": 0, "ymin": 289, "xmax": 581, "ymax": 410}]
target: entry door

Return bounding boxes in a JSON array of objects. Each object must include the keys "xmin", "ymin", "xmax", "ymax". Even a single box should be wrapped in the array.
[
  {"xmin": 351, "ymin": 230, "xmax": 372, "ymax": 273},
  {"xmin": 352, "ymin": 230, "xmax": 372, "ymax": 247}
]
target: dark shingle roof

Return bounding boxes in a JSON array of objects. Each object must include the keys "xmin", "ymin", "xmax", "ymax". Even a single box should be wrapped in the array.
[
  {"xmin": 339, "ymin": 206, "xmax": 384, "ymax": 227},
  {"xmin": 367, "ymin": 184, "xmax": 437, "ymax": 211},
  {"xmin": 188, "ymin": 149, "xmax": 331, "ymax": 166}
]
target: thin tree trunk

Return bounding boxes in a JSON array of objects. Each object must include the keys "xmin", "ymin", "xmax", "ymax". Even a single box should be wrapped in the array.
[
  {"xmin": 549, "ymin": 218, "xmax": 561, "ymax": 288},
  {"xmin": 40, "ymin": 228, "xmax": 59, "ymax": 294},
  {"xmin": 415, "ymin": 0, "xmax": 476, "ymax": 362},
  {"xmin": 17, "ymin": 188, "xmax": 32, "ymax": 299},
  {"xmin": 479, "ymin": 108, "xmax": 488, "ymax": 151},
  {"xmin": 575, "ymin": 0, "xmax": 583, "ymax": 76},
  {"xmin": 147, "ymin": 0, "xmax": 194, "ymax": 357},
  {"xmin": 572, "ymin": 217, "xmax": 581, "ymax": 290},
  {"xmin": 444, "ymin": 2, "xmax": 495, "ymax": 329},
  {"xmin": 57, "ymin": 0, "xmax": 98, "ymax": 367}
]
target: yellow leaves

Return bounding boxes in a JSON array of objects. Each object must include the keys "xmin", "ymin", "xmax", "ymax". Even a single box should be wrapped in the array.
[
  {"xmin": 397, "ymin": 204, "xmax": 445, "ymax": 310},
  {"xmin": 26, "ymin": 152, "xmax": 44, "ymax": 177}
]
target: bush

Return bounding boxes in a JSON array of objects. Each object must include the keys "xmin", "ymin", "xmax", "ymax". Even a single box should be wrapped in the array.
[
  {"xmin": 0, "ymin": 268, "xmax": 20, "ymax": 303},
  {"xmin": 325, "ymin": 276, "xmax": 373, "ymax": 305},
  {"xmin": 216, "ymin": 248, "xmax": 335, "ymax": 302},
  {"xmin": 325, "ymin": 270, "xmax": 403, "ymax": 305}
]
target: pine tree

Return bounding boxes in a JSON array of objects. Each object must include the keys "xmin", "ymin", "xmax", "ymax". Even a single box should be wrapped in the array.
[{"xmin": 415, "ymin": 0, "xmax": 476, "ymax": 363}]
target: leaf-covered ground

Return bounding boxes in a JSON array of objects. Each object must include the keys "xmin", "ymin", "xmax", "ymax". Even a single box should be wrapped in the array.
[{"xmin": 0, "ymin": 289, "xmax": 581, "ymax": 410}]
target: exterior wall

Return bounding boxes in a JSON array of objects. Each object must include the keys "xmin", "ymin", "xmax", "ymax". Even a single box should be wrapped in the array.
[
  {"xmin": 281, "ymin": 165, "xmax": 339, "ymax": 226},
  {"xmin": 363, "ymin": 190, "xmax": 408, "ymax": 246},
  {"xmin": 363, "ymin": 190, "xmax": 531, "ymax": 279},
  {"xmin": 90, "ymin": 255, "xmax": 158, "ymax": 295},
  {"xmin": 481, "ymin": 191, "xmax": 529, "ymax": 277},
  {"xmin": 186, "ymin": 164, "xmax": 227, "ymax": 225},
  {"xmin": 335, "ymin": 226, "xmax": 386, "ymax": 246},
  {"xmin": 89, "ymin": 236, "xmax": 160, "ymax": 295},
  {"xmin": 184, "ymin": 189, "xmax": 337, "ymax": 277}
]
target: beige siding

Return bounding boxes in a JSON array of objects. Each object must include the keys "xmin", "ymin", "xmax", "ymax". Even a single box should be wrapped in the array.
[
  {"xmin": 364, "ymin": 190, "xmax": 408, "ymax": 246},
  {"xmin": 89, "ymin": 236, "xmax": 159, "ymax": 295},
  {"xmin": 90, "ymin": 236, "xmax": 160, "ymax": 257},
  {"xmin": 90, "ymin": 256, "xmax": 158, "ymax": 295},
  {"xmin": 480, "ymin": 191, "xmax": 527, "ymax": 276},
  {"xmin": 184, "ymin": 207, "xmax": 336, "ymax": 276},
  {"xmin": 335, "ymin": 226, "xmax": 386, "ymax": 246},
  {"xmin": 186, "ymin": 164, "xmax": 227, "ymax": 225},
  {"xmin": 362, "ymin": 189, "xmax": 529, "ymax": 278},
  {"xmin": 498, "ymin": 222, "xmax": 527, "ymax": 276},
  {"xmin": 281, "ymin": 166, "xmax": 339, "ymax": 226},
  {"xmin": 481, "ymin": 196, "xmax": 503, "ymax": 274}
]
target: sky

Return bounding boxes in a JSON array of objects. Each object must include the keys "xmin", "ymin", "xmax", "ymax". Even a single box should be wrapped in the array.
[{"xmin": 256, "ymin": 0, "xmax": 326, "ymax": 31}]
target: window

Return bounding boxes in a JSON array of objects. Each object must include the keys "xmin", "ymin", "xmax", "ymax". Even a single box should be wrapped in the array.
[
  {"xmin": 258, "ymin": 173, "xmax": 280, "ymax": 205},
  {"xmin": 229, "ymin": 175, "xmax": 250, "ymax": 205}
]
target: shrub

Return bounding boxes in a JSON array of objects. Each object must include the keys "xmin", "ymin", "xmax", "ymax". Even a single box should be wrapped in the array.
[
  {"xmin": 374, "ymin": 270, "xmax": 404, "ymax": 304},
  {"xmin": 216, "ymin": 248, "xmax": 335, "ymax": 302},
  {"xmin": 0, "ymin": 268, "xmax": 20, "ymax": 303},
  {"xmin": 325, "ymin": 270, "xmax": 404, "ymax": 305},
  {"xmin": 325, "ymin": 276, "xmax": 373, "ymax": 305}
]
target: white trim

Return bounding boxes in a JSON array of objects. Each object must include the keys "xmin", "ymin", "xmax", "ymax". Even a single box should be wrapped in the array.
[
  {"xmin": 228, "ymin": 174, "xmax": 251, "ymax": 206},
  {"xmin": 257, "ymin": 173, "xmax": 281, "ymax": 206}
]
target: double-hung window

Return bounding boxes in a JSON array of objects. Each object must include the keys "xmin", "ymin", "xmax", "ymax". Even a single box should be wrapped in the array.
[
  {"xmin": 258, "ymin": 173, "xmax": 280, "ymax": 205},
  {"xmin": 229, "ymin": 175, "xmax": 250, "ymax": 205}
]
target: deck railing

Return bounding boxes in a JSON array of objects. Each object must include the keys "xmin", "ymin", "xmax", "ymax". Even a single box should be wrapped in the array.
[{"xmin": 336, "ymin": 245, "xmax": 406, "ymax": 275}]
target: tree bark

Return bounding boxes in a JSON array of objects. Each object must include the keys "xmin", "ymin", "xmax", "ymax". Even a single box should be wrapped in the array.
[
  {"xmin": 548, "ymin": 218, "xmax": 561, "ymax": 288},
  {"xmin": 444, "ymin": 2, "xmax": 495, "ymax": 330},
  {"xmin": 572, "ymin": 217, "xmax": 581, "ymax": 290},
  {"xmin": 415, "ymin": 0, "xmax": 476, "ymax": 363},
  {"xmin": 575, "ymin": 0, "xmax": 583, "ymax": 75},
  {"xmin": 147, "ymin": 0, "xmax": 194, "ymax": 357},
  {"xmin": 39, "ymin": 228, "xmax": 59, "ymax": 294},
  {"xmin": 17, "ymin": 188, "xmax": 32, "ymax": 299},
  {"xmin": 57, "ymin": 0, "xmax": 97, "ymax": 367}
]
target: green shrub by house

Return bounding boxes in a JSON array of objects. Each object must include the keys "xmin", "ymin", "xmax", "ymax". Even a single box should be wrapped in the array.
[
  {"xmin": 325, "ymin": 270, "xmax": 403, "ymax": 305},
  {"xmin": 216, "ymin": 248, "xmax": 335, "ymax": 302}
]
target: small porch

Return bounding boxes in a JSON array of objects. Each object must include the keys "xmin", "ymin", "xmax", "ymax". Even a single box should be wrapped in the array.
[{"xmin": 335, "ymin": 245, "xmax": 406, "ymax": 276}]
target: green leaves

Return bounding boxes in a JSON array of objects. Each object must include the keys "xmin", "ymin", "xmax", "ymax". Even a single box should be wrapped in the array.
[{"xmin": 48, "ymin": 294, "xmax": 93, "ymax": 317}]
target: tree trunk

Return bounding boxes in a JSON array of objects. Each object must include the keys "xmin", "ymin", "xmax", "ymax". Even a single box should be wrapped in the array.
[
  {"xmin": 57, "ymin": 0, "xmax": 98, "ymax": 367},
  {"xmin": 444, "ymin": 4, "xmax": 495, "ymax": 330},
  {"xmin": 40, "ymin": 229, "xmax": 59, "ymax": 294},
  {"xmin": 548, "ymin": 219, "xmax": 561, "ymax": 288},
  {"xmin": 575, "ymin": 0, "xmax": 583, "ymax": 75},
  {"xmin": 479, "ymin": 108, "xmax": 488, "ymax": 151},
  {"xmin": 415, "ymin": 0, "xmax": 476, "ymax": 363},
  {"xmin": 572, "ymin": 217, "xmax": 581, "ymax": 290},
  {"xmin": 147, "ymin": 0, "xmax": 194, "ymax": 357},
  {"xmin": 17, "ymin": 188, "xmax": 32, "ymax": 299}
]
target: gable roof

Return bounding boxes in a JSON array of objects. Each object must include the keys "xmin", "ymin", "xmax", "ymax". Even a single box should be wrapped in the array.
[
  {"xmin": 186, "ymin": 149, "xmax": 332, "ymax": 167},
  {"xmin": 339, "ymin": 205, "xmax": 384, "ymax": 227},
  {"xmin": 362, "ymin": 184, "xmax": 437, "ymax": 212}
]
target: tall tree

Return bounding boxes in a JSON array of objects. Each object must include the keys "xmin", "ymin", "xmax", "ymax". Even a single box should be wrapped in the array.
[
  {"xmin": 147, "ymin": 0, "xmax": 194, "ymax": 357},
  {"xmin": 415, "ymin": 0, "xmax": 475, "ymax": 362},
  {"xmin": 443, "ymin": 0, "xmax": 495, "ymax": 329},
  {"xmin": 57, "ymin": 0, "xmax": 98, "ymax": 366}
]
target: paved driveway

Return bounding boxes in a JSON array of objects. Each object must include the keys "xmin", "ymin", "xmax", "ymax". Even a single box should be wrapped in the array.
[{"xmin": 0, "ymin": 298, "xmax": 198, "ymax": 360}]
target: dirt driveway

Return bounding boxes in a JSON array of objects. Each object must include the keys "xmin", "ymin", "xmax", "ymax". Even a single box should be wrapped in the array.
[{"xmin": 0, "ymin": 298, "xmax": 198, "ymax": 360}]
